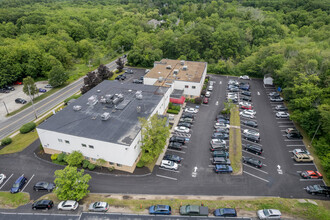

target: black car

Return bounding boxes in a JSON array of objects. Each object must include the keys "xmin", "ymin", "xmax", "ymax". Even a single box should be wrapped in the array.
[
  {"xmin": 15, "ymin": 98, "xmax": 27, "ymax": 104},
  {"xmin": 181, "ymin": 113, "xmax": 194, "ymax": 119},
  {"xmin": 212, "ymin": 157, "xmax": 231, "ymax": 165},
  {"xmin": 214, "ymin": 128, "xmax": 229, "ymax": 134},
  {"xmin": 133, "ymin": 79, "xmax": 143, "ymax": 84},
  {"xmin": 216, "ymin": 114, "xmax": 229, "ymax": 120},
  {"xmin": 305, "ymin": 185, "xmax": 330, "ymax": 197},
  {"xmin": 243, "ymin": 134, "xmax": 260, "ymax": 143},
  {"xmin": 229, "ymin": 87, "xmax": 239, "ymax": 92},
  {"xmin": 243, "ymin": 157, "xmax": 262, "ymax": 168},
  {"xmin": 163, "ymin": 154, "xmax": 182, "ymax": 163},
  {"xmin": 216, "ymin": 118, "xmax": 230, "ymax": 124},
  {"xmin": 275, "ymin": 105, "xmax": 288, "ymax": 111},
  {"xmin": 0, "ymin": 88, "xmax": 10, "ymax": 93},
  {"xmin": 3, "ymin": 85, "xmax": 15, "ymax": 91},
  {"xmin": 241, "ymin": 91, "xmax": 251, "ymax": 96},
  {"xmin": 287, "ymin": 132, "xmax": 303, "ymax": 139},
  {"xmin": 244, "ymin": 144, "xmax": 263, "ymax": 155},
  {"xmin": 212, "ymin": 133, "xmax": 229, "ymax": 140},
  {"xmin": 243, "ymin": 120, "xmax": 258, "ymax": 128},
  {"xmin": 32, "ymin": 200, "xmax": 54, "ymax": 210},
  {"xmin": 115, "ymin": 74, "xmax": 126, "ymax": 80},
  {"xmin": 241, "ymin": 96, "xmax": 252, "ymax": 102},
  {"xmin": 177, "ymin": 122, "xmax": 191, "ymax": 128},
  {"xmin": 168, "ymin": 142, "xmax": 182, "ymax": 150},
  {"xmin": 170, "ymin": 136, "xmax": 186, "ymax": 144},
  {"xmin": 33, "ymin": 181, "xmax": 55, "ymax": 192}
]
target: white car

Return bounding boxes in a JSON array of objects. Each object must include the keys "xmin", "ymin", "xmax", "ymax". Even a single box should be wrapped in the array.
[
  {"xmin": 240, "ymin": 112, "xmax": 255, "ymax": 119},
  {"xmin": 276, "ymin": 112, "xmax": 290, "ymax": 118},
  {"xmin": 243, "ymin": 129, "xmax": 260, "ymax": 137},
  {"xmin": 257, "ymin": 209, "xmax": 281, "ymax": 219},
  {"xmin": 58, "ymin": 200, "xmax": 79, "ymax": 211},
  {"xmin": 160, "ymin": 160, "xmax": 178, "ymax": 170},
  {"xmin": 205, "ymin": 91, "xmax": 211, "ymax": 98},
  {"xmin": 174, "ymin": 126, "xmax": 190, "ymax": 133},
  {"xmin": 184, "ymin": 108, "xmax": 198, "ymax": 114},
  {"xmin": 0, "ymin": 174, "xmax": 6, "ymax": 184},
  {"xmin": 293, "ymin": 148, "xmax": 310, "ymax": 155},
  {"xmin": 240, "ymin": 75, "xmax": 250, "ymax": 80},
  {"xmin": 209, "ymin": 81, "xmax": 215, "ymax": 86},
  {"xmin": 214, "ymin": 123, "xmax": 230, "ymax": 129},
  {"xmin": 210, "ymin": 139, "xmax": 226, "ymax": 146},
  {"xmin": 208, "ymin": 86, "xmax": 213, "ymax": 91},
  {"xmin": 243, "ymin": 110, "xmax": 256, "ymax": 115},
  {"xmin": 228, "ymin": 80, "xmax": 239, "ymax": 85},
  {"xmin": 239, "ymin": 101, "xmax": 252, "ymax": 107},
  {"xmin": 44, "ymin": 84, "xmax": 53, "ymax": 88}
]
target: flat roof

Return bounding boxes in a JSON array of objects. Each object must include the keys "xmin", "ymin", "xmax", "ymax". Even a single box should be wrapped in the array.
[
  {"xmin": 38, "ymin": 81, "xmax": 168, "ymax": 146},
  {"xmin": 145, "ymin": 59, "xmax": 207, "ymax": 85}
]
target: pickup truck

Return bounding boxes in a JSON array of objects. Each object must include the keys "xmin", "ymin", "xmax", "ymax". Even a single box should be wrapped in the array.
[
  {"xmin": 179, "ymin": 205, "xmax": 209, "ymax": 216},
  {"xmin": 305, "ymin": 185, "xmax": 330, "ymax": 197}
]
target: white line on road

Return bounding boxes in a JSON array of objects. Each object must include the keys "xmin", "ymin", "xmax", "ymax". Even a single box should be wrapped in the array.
[
  {"xmin": 242, "ymin": 139, "xmax": 262, "ymax": 146},
  {"xmin": 294, "ymin": 164, "xmax": 316, "ymax": 166},
  {"xmin": 257, "ymin": 91, "xmax": 260, "ymax": 95},
  {"xmin": 242, "ymin": 150, "xmax": 266, "ymax": 159},
  {"xmin": 219, "ymin": 81, "xmax": 222, "ymax": 85},
  {"xmin": 282, "ymin": 135, "xmax": 287, "ymax": 136},
  {"xmin": 279, "ymin": 125, "xmax": 294, "ymax": 127},
  {"xmin": 243, "ymin": 171, "xmax": 269, "ymax": 183},
  {"xmin": 287, "ymin": 144, "xmax": 305, "ymax": 147},
  {"xmin": 284, "ymin": 139, "xmax": 304, "ymax": 142},
  {"xmin": 263, "ymin": 164, "xmax": 267, "ymax": 166},
  {"xmin": 277, "ymin": 121, "xmax": 294, "ymax": 124},
  {"xmin": 299, "ymin": 179, "xmax": 324, "ymax": 181},
  {"xmin": 243, "ymin": 164, "xmax": 268, "ymax": 174},
  {"xmin": 158, "ymin": 168, "xmax": 180, "ymax": 173},
  {"xmin": 280, "ymin": 130, "xmax": 287, "ymax": 131},
  {"xmin": 208, "ymin": 165, "xmax": 215, "ymax": 168},
  {"xmin": 22, "ymin": 174, "xmax": 34, "ymax": 192},
  {"xmin": 156, "ymin": 175, "xmax": 177, "ymax": 180},
  {"xmin": 167, "ymin": 149, "xmax": 186, "ymax": 154},
  {"xmin": 0, "ymin": 173, "xmax": 13, "ymax": 190}
]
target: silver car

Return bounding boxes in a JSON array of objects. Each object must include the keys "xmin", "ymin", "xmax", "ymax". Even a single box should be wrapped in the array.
[{"xmin": 89, "ymin": 202, "xmax": 109, "ymax": 212}]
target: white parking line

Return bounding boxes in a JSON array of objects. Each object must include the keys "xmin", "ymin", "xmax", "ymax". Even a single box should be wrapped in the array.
[
  {"xmin": 277, "ymin": 121, "xmax": 294, "ymax": 124},
  {"xmin": 299, "ymin": 179, "xmax": 324, "ymax": 181},
  {"xmin": 280, "ymin": 130, "xmax": 287, "ymax": 131},
  {"xmin": 22, "ymin": 174, "xmax": 34, "ymax": 192},
  {"xmin": 0, "ymin": 173, "xmax": 13, "ymax": 190},
  {"xmin": 284, "ymin": 139, "xmax": 303, "ymax": 142},
  {"xmin": 156, "ymin": 175, "xmax": 177, "ymax": 181},
  {"xmin": 263, "ymin": 164, "xmax": 267, "ymax": 166},
  {"xmin": 257, "ymin": 91, "xmax": 260, "ymax": 95},
  {"xmin": 243, "ymin": 171, "xmax": 269, "ymax": 183},
  {"xmin": 242, "ymin": 150, "xmax": 266, "ymax": 159},
  {"xmin": 240, "ymin": 124, "xmax": 259, "ymax": 131},
  {"xmin": 208, "ymin": 165, "xmax": 215, "ymax": 168},
  {"xmin": 287, "ymin": 144, "xmax": 305, "ymax": 147},
  {"xmin": 167, "ymin": 149, "xmax": 186, "ymax": 154},
  {"xmin": 294, "ymin": 163, "xmax": 315, "ymax": 166},
  {"xmin": 243, "ymin": 164, "xmax": 268, "ymax": 174},
  {"xmin": 282, "ymin": 135, "xmax": 287, "ymax": 136},
  {"xmin": 279, "ymin": 125, "xmax": 294, "ymax": 127},
  {"xmin": 276, "ymin": 118, "xmax": 290, "ymax": 120},
  {"xmin": 219, "ymin": 81, "xmax": 222, "ymax": 85},
  {"xmin": 242, "ymin": 139, "xmax": 262, "ymax": 146},
  {"xmin": 158, "ymin": 167, "xmax": 180, "ymax": 173}
]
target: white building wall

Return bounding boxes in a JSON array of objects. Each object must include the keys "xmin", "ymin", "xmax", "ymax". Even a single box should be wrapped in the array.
[
  {"xmin": 143, "ymin": 77, "xmax": 157, "ymax": 85},
  {"xmin": 173, "ymin": 80, "xmax": 201, "ymax": 97}
]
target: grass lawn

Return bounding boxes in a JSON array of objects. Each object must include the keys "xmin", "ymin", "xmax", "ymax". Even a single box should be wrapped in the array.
[
  {"xmin": 0, "ymin": 131, "xmax": 38, "ymax": 155},
  {"xmin": 229, "ymin": 105, "xmax": 242, "ymax": 174},
  {"xmin": 0, "ymin": 192, "xmax": 30, "ymax": 209}
]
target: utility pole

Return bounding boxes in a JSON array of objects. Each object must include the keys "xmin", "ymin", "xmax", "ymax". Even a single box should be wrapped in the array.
[
  {"xmin": 311, "ymin": 122, "xmax": 321, "ymax": 145},
  {"xmin": 2, "ymin": 101, "xmax": 9, "ymax": 115},
  {"xmin": 28, "ymin": 85, "xmax": 38, "ymax": 119}
]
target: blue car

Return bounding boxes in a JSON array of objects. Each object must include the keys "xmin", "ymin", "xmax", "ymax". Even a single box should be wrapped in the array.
[
  {"xmin": 214, "ymin": 165, "xmax": 233, "ymax": 173},
  {"xmin": 149, "ymin": 205, "xmax": 171, "ymax": 215},
  {"xmin": 10, "ymin": 176, "xmax": 27, "ymax": 193},
  {"xmin": 39, "ymin": 88, "xmax": 47, "ymax": 93},
  {"xmin": 214, "ymin": 208, "xmax": 237, "ymax": 217}
]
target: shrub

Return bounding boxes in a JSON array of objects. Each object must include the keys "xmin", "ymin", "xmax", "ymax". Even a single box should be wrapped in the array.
[
  {"xmin": 57, "ymin": 153, "xmax": 66, "ymax": 162},
  {"xmin": 136, "ymin": 161, "xmax": 145, "ymax": 168},
  {"xmin": 82, "ymin": 160, "xmax": 90, "ymax": 169},
  {"xmin": 1, "ymin": 137, "xmax": 12, "ymax": 146},
  {"xmin": 51, "ymin": 153, "xmax": 58, "ymax": 161},
  {"xmin": 66, "ymin": 151, "xmax": 84, "ymax": 167},
  {"xmin": 20, "ymin": 122, "xmax": 36, "ymax": 134},
  {"xmin": 88, "ymin": 163, "xmax": 96, "ymax": 170},
  {"xmin": 108, "ymin": 166, "xmax": 115, "ymax": 172},
  {"xmin": 204, "ymin": 78, "xmax": 209, "ymax": 84},
  {"xmin": 195, "ymin": 97, "xmax": 203, "ymax": 104},
  {"xmin": 167, "ymin": 109, "xmax": 179, "ymax": 114}
]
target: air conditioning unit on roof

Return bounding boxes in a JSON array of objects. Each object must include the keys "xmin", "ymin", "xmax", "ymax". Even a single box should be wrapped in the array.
[{"xmin": 173, "ymin": 69, "xmax": 179, "ymax": 74}]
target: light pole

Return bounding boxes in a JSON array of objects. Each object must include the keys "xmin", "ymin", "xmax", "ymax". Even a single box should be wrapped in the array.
[
  {"xmin": 2, "ymin": 101, "xmax": 9, "ymax": 115},
  {"xmin": 28, "ymin": 85, "xmax": 38, "ymax": 119},
  {"xmin": 311, "ymin": 122, "xmax": 321, "ymax": 145}
]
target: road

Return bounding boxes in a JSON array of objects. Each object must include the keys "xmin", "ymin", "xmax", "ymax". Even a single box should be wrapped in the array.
[{"xmin": 0, "ymin": 59, "xmax": 123, "ymax": 140}]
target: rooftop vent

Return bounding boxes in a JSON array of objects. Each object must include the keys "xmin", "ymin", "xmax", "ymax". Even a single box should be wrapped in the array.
[
  {"xmin": 112, "ymin": 94, "xmax": 124, "ymax": 105},
  {"xmin": 73, "ymin": 105, "xmax": 82, "ymax": 111},
  {"xmin": 158, "ymin": 77, "xmax": 163, "ymax": 82},
  {"xmin": 158, "ymin": 71, "xmax": 161, "ymax": 75},
  {"xmin": 88, "ymin": 95, "xmax": 98, "ymax": 106},
  {"xmin": 173, "ymin": 69, "xmax": 179, "ymax": 74},
  {"xmin": 136, "ymin": 91, "xmax": 143, "ymax": 100},
  {"xmin": 105, "ymin": 94, "xmax": 113, "ymax": 103},
  {"xmin": 166, "ymin": 65, "xmax": 171, "ymax": 69},
  {"xmin": 183, "ymin": 65, "xmax": 188, "ymax": 70},
  {"xmin": 137, "ymin": 106, "xmax": 141, "ymax": 113},
  {"xmin": 101, "ymin": 112, "xmax": 110, "ymax": 121},
  {"xmin": 180, "ymin": 60, "xmax": 185, "ymax": 65},
  {"xmin": 97, "ymin": 90, "xmax": 101, "ymax": 93},
  {"xmin": 100, "ymin": 96, "xmax": 106, "ymax": 104}
]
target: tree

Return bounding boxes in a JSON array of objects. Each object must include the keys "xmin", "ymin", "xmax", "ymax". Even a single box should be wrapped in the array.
[
  {"xmin": 96, "ymin": 158, "xmax": 107, "ymax": 170},
  {"xmin": 48, "ymin": 65, "xmax": 68, "ymax": 87},
  {"xmin": 54, "ymin": 166, "xmax": 91, "ymax": 201},
  {"xmin": 138, "ymin": 114, "xmax": 170, "ymax": 166},
  {"xmin": 65, "ymin": 151, "xmax": 84, "ymax": 167},
  {"xmin": 115, "ymin": 58, "xmax": 124, "ymax": 73},
  {"xmin": 23, "ymin": 76, "xmax": 38, "ymax": 99},
  {"xmin": 80, "ymin": 71, "xmax": 100, "ymax": 94},
  {"xmin": 97, "ymin": 64, "xmax": 113, "ymax": 81}
]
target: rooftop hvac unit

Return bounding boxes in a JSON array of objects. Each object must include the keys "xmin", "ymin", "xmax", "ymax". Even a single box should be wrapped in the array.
[
  {"xmin": 166, "ymin": 65, "xmax": 172, "ymax": 69},
  {"xmin": 136, "ymin": 94, "xmax": 143, "ymax": 100},
  {"xmin": 100, "ymin": 97, "xmax": 106, "ymax": 104},
  {"xmin": 158, "ymin": 77, "xmax": 163, "ymax": 82},
  {"xmin": 183, "ymin": 65, "xmax": 188, "ymax": 70},
  {"xmin": 73, "ymin": 105, "xmax": 82, "ymax": 111},
  {"xmin": 88, "ymin": 95, "xmax": 98, "ymax": 106},
  {"xmin": 180, "ymin": 60, "xmax": 185, "ymax": 65},
  {"xmin": 105, "ymin": 94, "xmax": 113, "ymax": 103},
  {"xmin": 136, "ymin": 90, "xmax": 143, "ymax": 99},
  {"xmin": 101, "ymin": 112, "xmax": 110, "ymax": 121},
  {"xmin": 158, "ymin": 71, "xmax": 161, "ymax": 75},
  {"xmin": 137, "ymin": 106, "xmax": 141, "ymax": 113},
  {"xmin": 173, "ymin": 69, "xmax": 179, "ymax": 74}
]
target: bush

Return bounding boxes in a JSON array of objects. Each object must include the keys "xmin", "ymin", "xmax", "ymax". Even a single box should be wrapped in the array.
[
  {"xmin": 136, "ymin": 161, "xmax": 145, "ymax": 168},
  {"xmin": 108, "ymin": 166, "xmax": 115, "ymax": 172},
  {"xmin": 1, "ymin": 137, "xmax": 12, "ymax": 146},
  {"xmin": 57, "ymin": 153, "xmax": 66, "ymax": 162},
  {"xmin": 204, "ymin": 78, "xmax": 209, "ymax": 84},
  {"xmin": 195, "ymin": 97, "xmax": 203, "ymax": 104},
  {"xmin": 167, "ymin": 109, "xmax": 179, "ymax": 114},
  {"xmin": 19, "ymin": 122, "xmax": 36, "ymax": 134},
  {"xmin": 82, "ymin": 160, "xmax": 90, "ymax": 169},
  {"xmin": 51, "ymin": 153, "xmax": 58, "ymax": 161},
  {"xmin": 66, "ymin": 151, "xmax": 84, "ymax": 167},
  {"xmin": 88, "ymin": 163, "xmax": 96, "ymax": 170}
]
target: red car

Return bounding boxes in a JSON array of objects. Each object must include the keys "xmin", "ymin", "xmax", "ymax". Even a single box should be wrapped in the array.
[
  {"xmin": 203, "ymin": 97, "xmax": 209, "ymax": 104},
  {"xmin": 241, "ymin": 105, "xmax": 252, "ymax": 110},
  {"xmin": 14, "ymin": 81, "xmax": 22, "ymax": 85},
  {"xmin": 301, "ymin": 171, "xmax": 323, "ymax": 179}
]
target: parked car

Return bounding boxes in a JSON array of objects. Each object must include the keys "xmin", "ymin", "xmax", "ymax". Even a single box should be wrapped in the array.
[
  {"xmin": 239, "ymin": 101, "xmax": 251, "ymax": 106},
  {"xmin": 276, "ymin": 111, "xmax": 290, "ymax": 118},
  {"xmin": 38, "ymin": 88, "xmax": 47, "ymax": 93},
  {"xmin": 243, "ymin": 120, "xmax": 258, "ymax": 128},
  {"xmin": 32, "ymin": 200, "xmax": 54, "ymax": 210},
  {"xmin": 181, "ymin": 113, "xmax": 194, "ymax": 119},
  {"xmin": 214, "ymin": 128, "xmax": 229, "ymax": 134},
  {"xmin": 133, "ymin": 79, "xmax": 143, "ymax": 84},
  {"xmin": 160, "ymin": 160, "xmax": 178, "ymax": 171},
  {"xmin": 292, "ymin": 148, "xmax": 310, "ymax": 155},
  {"xmin": 174, "ymin": 126, "xmax": 190, "ymax": 133},
  {"xmin": 243, "ymin": 129, "xmax": 260, "ymax": 137},
  {"xmin": 15, "ymin": 98, "xmax": 27, "ymax": 104},
  {"xmin": 0, "ymin": 174, "xmax": 6, "ymax": 184},
  {"xmin": 214, "ymin": 122, "xmax": 229, "ymax": 129},
  {"xmin": 168, "ymin": 142, "xmax": 182, "ymax": 151},
  {"xmin": 227, "ymin": 97, "xmax": 238, "ymax": 103},
  {"xmin": 216, "ymin": 118, "xmax": 230, "ymax": 124},
  {"xmin": 269, "ymin": 92, "xmax": 280, "ymax": 97},
  {"xmin": 257, "ymin": 209, "xmax": 281, "ymax": 219},
  {"xmin": 305, "ymin": 185, "xmax": 330, "ymax": 197},
  {"xmin": 214, "ymin": 165, "xmax": 233, "ymax": 173},
  {"xmin": 241, "ymin": 105, "xmax": 252, "ymax": 110},
  {"xmin": 14, "ymin": 81, "xmax": 22, "ymax": 85},
  {"xmin": 205, "ymin": 91, "xmax": 211, "ymax": 97},
  {"xmin": 239, "ymin": 75, "xmax": 250, "ymax": 80},
  {"xmin": 163, "ymin": 154, "xmax": 182, "ymax": 163},
  {"xmin": 33, "ymin": 181, "xmax": 55, "ymax": 192},
  {"xmin": 241, "ymin": 91, "xmax": 251, "ymax": 96},
  {"xmin": 275, "ymin": 105, "xmax": 287, "ymax": 111},
  {"xmin": 212, "ymin": 157, "xmax": 231, "ymax": 165},
  {"xmin": 184, "ymin": 108, "xmax": 198, "ymax": 114},
  {"xmin": 4, "ymin": 85, "xmax": 15, "ymax": 91},
  {"xmin": 180, "ymin": 205, "xmax": 209, "ymax": 216},
  {"xmin": 210, "ymin": 144, "xmax": 229, "ymax": 152},
  {"xmin": 301, "ymin": 171, "xmax": 323, "ymax": 179},
  {"xmin": 58, "ymin": 200, "xmax": 79, "ymax": 211},
  {"xmin": 149, "ymin": 205, "xmax": 171, "ymax": 215},
  {"xmin": 243, "ymin": 157, "xmax": 262, "ymax": 168},
  {"xmin": 213, "ymin": 150, "xmax": 229, "ymax": 158},
  {"xmin": 239, "ymin": 85, "xmax": 250, "ymax": 91},
  {"xmin": 0, "ymin": 88, "xmax": 10, "ymax": 93},
  {"xmin": 244, "ymin": 144, "xmax": 263, "ymax": 155},
  {"xmin": 240, "ymin": 112, "xmax": 255, "ymax": 119},
  {"xmin": 214, "ymin": 208, "xmax": 237, "ymax": 217},
  {"xmin": 179, "ymin": 117, "xmax": 193, "ymax": 123},
  {"xmin": 88, "ymin": 202, "xmax": 109, "ymax": 212},
  {"xmin": 45, "ymin": 84, "xmax": 53, "ymax": 88},
  {"xmin": 10, "ymin": 176, "xmax": 27, "ymax": 193},
  {"xmin": 212, "ymin": 133, "xmax": 229, "ymax": 140},
  {"xmin": 203, "ymin": 97, "xmax": 209, "ymax": 104},
  {"xmin": 243, "ymin": 134, "xmax": 260, "ymax": 143},
  {"xmin": 241, "ymin": 96, "xmax": 252, "ymax": 102},
  {"xmin": 294, "ymin": 153, "xmax": 313, "ymax": 163},
  {"xmin": 207, "ymin": 86, "xmax": 213, "ymax": 91},
  {"xmin": 170, "ymin": 136, "xmax": 186, "ymax": 144},
  {"xmin": 210, "ymin": 139, "xmax": 226, "ymax": 146},
  {"xmin": 216, "ymin": 114, "xmax": 229, "ymax": 120},
  {"xmin": 285, "ymin": 128, "xmax": 298, "ymax": 134},
  {"xmin": 243, "ymin": 109, "xmax": 256, "ymax": 115},
  {"xmin": 177, "ymin": 122, "xmax": 191, "ymax": 128},
  {"xmin": 270, "ymin": 97, "xmax": 283, "ymax": 102},
  {"xmin": 286, "ymin": 132, "xmax": 302, "ymax": 139}
]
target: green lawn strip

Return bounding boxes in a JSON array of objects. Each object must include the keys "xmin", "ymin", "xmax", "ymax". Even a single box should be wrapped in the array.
[
  {"xmin": 229, "ymin": 105, "xmax": 242, "ymax": 174},
  {"xmin": 0, "ymin": 192, "xmax": 30, "ymax": 209},
  {"xmin": 0, "ymin": 131, "xmax": 39, "ymax": 155}
]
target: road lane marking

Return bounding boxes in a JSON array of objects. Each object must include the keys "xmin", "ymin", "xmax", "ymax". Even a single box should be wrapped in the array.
[
  {"xmin": 299, "ymin": 179, "xmax": 324, "ymax": 181},
  {"xmin": 158, "ymin": 168, "xmax": 180, "ymax": 173},
  {"xmin": 242, "ymin": 150, "xmax": 265, "ymax": 159},
  {"xmin": 0, "ymin": 173, "xmax": 13, "ymax": 189},
  {"xmin": 243, "ymin": 171, "xmax": 269, "ymax": 183},
  {"xmin": 219, "ymin": 81, "xmax": 222, "ymax": 85},
  {"xmin": 279, "ymin": 125, "xmax": 294, "ymax": 127},
  {"xmin": 287, "ymin": 144, "xmax": 305, "ymax": 147},
  {"xmin": 22, "ymin": 174, "xmax": 34, "ymax": 192},
  {"xmin": 167, "ymin": 149, "xmax": 185, "ymax": 154},
  {"xmin": 294, "ymin": 164, "xmax": 316, "ymax": 166},
  {"xmin": 257, "ymin": 91, "xmax": 260, "ymax": 95},
  {"xmin": 156, "ymin": 175, "xmax": 177, "ymax": 180},
  {"xmin": 284, "ymin": 140, "xmax": 304, "ymax": 142},
  {"xmin": 242, "ymin": 139, "xmax": 262, "ymax": 146},
  {"xmin": 277, "ymin": 121, "xmax": 294, "ymax": 124},
  {"xmin": 243, "ymin": 164, "xmax": 268, "ymax": 174}
]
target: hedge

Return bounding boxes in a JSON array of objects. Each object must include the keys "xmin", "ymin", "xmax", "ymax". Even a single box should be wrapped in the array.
[
  {"xmin": 167, "ymin": 109, "xmax": 179, "ymax": 114},
  {"xmin": 1, "ymin": 137, "xmax": 12, "ymax": 146},
  {"xmin": 88, "ymin": 163, "xmax": 96, "ymax": 170},
  {"xmin": 19, "ymin": 122, "xmax": 36, "ymax": 134},
  {"xmin": 57, "ymin": 153, "xmax": 66, "ymax": 162},
  {"xmin": 82, "ymin": 160, "xmax": 90, "ymax": 169}
]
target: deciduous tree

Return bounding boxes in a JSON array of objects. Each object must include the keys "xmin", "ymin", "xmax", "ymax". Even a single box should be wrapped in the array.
[{"xmin": 23, "ymin": 76, "xmax": 38, "ymax": 99}]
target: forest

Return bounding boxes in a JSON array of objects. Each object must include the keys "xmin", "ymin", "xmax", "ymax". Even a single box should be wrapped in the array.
[{"xmin": 0, "ymin": 0, "xmax": 329, "ymax": 177}]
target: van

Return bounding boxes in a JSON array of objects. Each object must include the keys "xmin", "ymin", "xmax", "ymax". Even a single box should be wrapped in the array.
[{"xmin": 10, "ymin": 176, "xmax": 27, "ymax": 193}]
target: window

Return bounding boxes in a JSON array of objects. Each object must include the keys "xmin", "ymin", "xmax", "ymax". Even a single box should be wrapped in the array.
[
  {"xmin": 91, "ymin": 158, "xmax": 96, "ymax": 161},
  {"xmin": 109, "ymin": 162, "xmax": 114, "ymax": 165},
  {"xmin": 89, "ymin": 145, "xmax": 94, "ymax": 149},
  {"xmin": 192, "ymin": 86, "xmax": 196, "ymax": 89},
  {"xmin": 85, "ymin": 157, "xmax": 90, "ymax": 160},
  {"xmin": 81, "ymin": 144, "xmax": 87, "ymax": 147},
  {"xmin": 58, "ymin": 139, "xmax": 63, "ymax": 143},
  {"xmin": 117, "ymin": 163, "xmax": 122, "ymax": 167},
  {"xmin": 185, "ymin": 85, "xmax": 189, "ymax": 88},
  {"xmin": 65, "ymin": 140, "xmax": 70, "ymax": 144}
]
